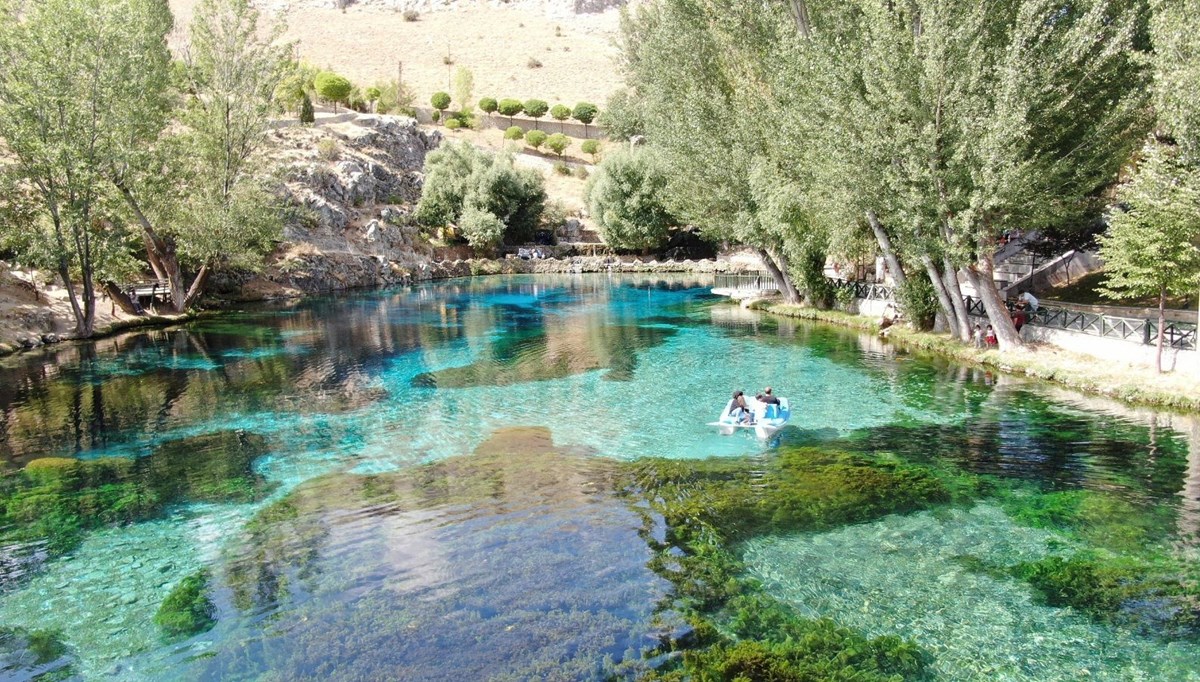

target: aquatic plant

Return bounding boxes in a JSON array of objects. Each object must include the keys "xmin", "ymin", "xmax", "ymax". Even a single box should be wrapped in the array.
[
  {"xmin": 154, "ymin": 571, "xmax": 217, "ymax": 638},
  {"xmin": 998, "ymin": 488, "xmax": 1172, "ymax": 554},
  {"xmin": 0, "ymin": 626, "xmax": 75, "ymax": 680}
]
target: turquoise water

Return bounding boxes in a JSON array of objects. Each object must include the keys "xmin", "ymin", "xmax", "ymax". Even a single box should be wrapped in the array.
[{"xmin": 0, "ymin": 274, "xmax": 1197, "ymax": 680}]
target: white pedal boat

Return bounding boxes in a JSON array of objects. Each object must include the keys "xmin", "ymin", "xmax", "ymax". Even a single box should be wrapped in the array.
[{"xmin": 709, "ymin": 396, "xmax": 791, "ymax": 440}]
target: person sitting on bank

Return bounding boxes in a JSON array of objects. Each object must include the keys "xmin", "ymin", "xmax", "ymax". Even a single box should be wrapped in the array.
[{"xmin": 1019, "ymin": 290, "xmax": 1039, "ymax": 313}]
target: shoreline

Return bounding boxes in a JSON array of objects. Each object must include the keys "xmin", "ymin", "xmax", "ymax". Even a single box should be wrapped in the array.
[{"xmin": 761, "ymin": 302, "xmax": 1200, "ymax": 414}]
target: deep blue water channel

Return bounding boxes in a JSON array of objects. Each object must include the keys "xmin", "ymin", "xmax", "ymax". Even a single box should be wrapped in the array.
[{"xmin": 0, "ymin": 275, "xmax": 1198, "ymax": 680}]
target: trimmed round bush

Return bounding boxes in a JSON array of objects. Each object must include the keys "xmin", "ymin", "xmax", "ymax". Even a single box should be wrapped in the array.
[
  {"xmin": 504, "ymin": 126, "xmax": 525, "ymax": 141},
  {"xmin": 525, "ymin": 129, "xmax": 548, "ymax": 150},
  {"xmin": 546, "ymin": 132, "xmax": 571, "ymax": 157},
  {"xmin": 479, "ymin": 97, "xmax": 498, "ymax": 114}
]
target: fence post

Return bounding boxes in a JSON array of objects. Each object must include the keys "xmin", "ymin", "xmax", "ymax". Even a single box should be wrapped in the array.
[{"xmin": 1143, "ymin": 319, "xmax": 1152, "ymax": 345}]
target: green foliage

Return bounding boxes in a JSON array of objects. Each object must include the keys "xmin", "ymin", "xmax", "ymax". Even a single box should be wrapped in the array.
[
  {"xmin": 599, "ymin": 88, "xmax": 644, "ymax": 141},
  {"xmin": 414, "ymin": 142, "xmax": 546, "ymax": 248},
  {"xmin": 452, "ymin": 67, "xmax": 474, "ymax": 113},
  {"xmin": 274, "ymin": 60, "xmax": 320, "ymax": 114},
  {"xmin": 525, "ymin": 129, "xmax": 547, "ymax": 150},
  {"xmin": 0, "ymin": 627, "xmax": 74, "ymax": 680},
  {"xmin": 313, "ymin": 71, "xmax": 352, "ymax": 110},
  {"xmin": 896, "ymin": 277, "xmax": 939, "ymax": 331},
  {"xmin": 430, "ymin": 110, "xmax": 440, "ymax": 123},
  {"xmin": 580, "ymin": 138, "xmax": 600, "ymax": 161},
  {"xmin": 459, "ymin": 203, "xmax": 505, "ymax": 250},
  {"xmin": 373, "ymin": 80, "xmax": 416, "ymax": 116},
  {"xmin": 503, "ymin": 125, "xmax": 525, "ymax": 141},
  {"xmin": 1152, "ymin": 0, "xmax": 1200, "ymax": 162},
  {"xmin": 364, "ymin": 85, "xmax": 382, "ymax": 106},
  {"xmin": 523, "ymin": 98, "xmax": 549, "ymax": 127},
  {"xmin": 550, "ymin": 103, "xmax": 571, "ymax": 130},
  {"xmin": 497, "ymin": 98, "xmax": 524, "ymax": 123},
  {"xmin": 478, "ymin": 97, "xmax": 498, "ymax": 115},
  {"xmin": 1098, "ymin": 144, "xmax": 1200, "ymax": 305},
  {"xmin": 299, "ymin": 93, "xmax": 315, "ymax": 123},
  {"xmin": 545, "ymin": 132, "xmax": 571, "ymax": 157},
  {"xmin": 445, "ymin": 118, "xmax": 463, "ymax": 130},
  {"xmin": 585, "ymin": 147, "xmax": 675, "ymax": 250},
  {"xmin": 316, "ymin": 138, "xmax": 340, "ymax": 161},
  {"xmin": 430, "ymin": 91, "xmax": 451, "ymax": 112},
  {"xmin": 571, "ymin": 101, "xmax": 597, "ymax": 126},
  {"xmin": 154, "ymin": 571, "xmax": 217, "ymax": 638}
]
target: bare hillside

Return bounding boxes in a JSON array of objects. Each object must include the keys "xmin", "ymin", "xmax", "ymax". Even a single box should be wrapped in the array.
[{"xmin": 169, "ymin": 0, "xmax": 627, "ymax": 106}]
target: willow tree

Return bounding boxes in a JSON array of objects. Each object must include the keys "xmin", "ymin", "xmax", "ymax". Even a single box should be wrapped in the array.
[
  {"xmin": 618, "ymin": 0, "xmax": 814, "ymax": 302},
  {"xmin": 114, "ymin": 0, "xmax": 287, "ymax": 312},
  {"xmin": 0, "ymin": 0, "xmax": 173, "ymax": 336}
]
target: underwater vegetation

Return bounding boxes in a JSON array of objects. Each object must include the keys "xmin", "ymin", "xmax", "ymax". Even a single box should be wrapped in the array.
[
  {"xmin": 153, "ymin": 571, "xmax": 217, "ymax": 638},
  {"xmin": 0, "ymin": 626, "xmax": 74, "ymax": 680},
  {"xmin": 622, "ymin": 446, "xmax": 975, "ymax": 680},
  {"xmin": 0, "ymin": 430, "xmax": 274, "ymax": 582}
]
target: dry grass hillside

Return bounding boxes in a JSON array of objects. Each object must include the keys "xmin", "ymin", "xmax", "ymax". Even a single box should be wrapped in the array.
[{"xmin": 169, "ymin": 0, "xmax": 627, "ymax": 106}]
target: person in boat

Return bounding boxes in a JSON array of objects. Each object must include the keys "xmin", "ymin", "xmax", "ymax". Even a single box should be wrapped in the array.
[
  {"xmin": 759, "ymin": 387, "xmax": 781, "ymax": 405},
  {"xmin": 729, "ymin": 390, "xmax": 753, "ymax": 424}
]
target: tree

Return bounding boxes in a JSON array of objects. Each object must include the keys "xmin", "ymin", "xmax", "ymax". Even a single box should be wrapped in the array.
[
  {"xmin": 314, "ymin": 72, "xmax": 352, "ymax": 113},
  {"xmin": 585, "ymin": 148, "xmax": 676, "ymax": 250},
  {"xmin": 581, "ymin": 139, "xmax": 600, "ymax": 162},
  {"xmin": 275, "ymin": 60, "xmax": 320, "ymax": 115},
  {"xmin": 550, "ymin": 104, "xmax": 571, "ymax": 133},
  {"xmin": 114, "ymin": 0, "xmax": 287, "ymax": 313},
  {"xmin": 364, "ymin": 86, "xmax": 382, "ymax": 112},
  {"xmin": 300, "ymin": 93, "xmax": 315, "ymax": 123},
  {"xmin": 1153, "ymin": 0, "xmax": 1200, "ymax": 164},
  {"xmin": 504, "ymin": 126, "xmax": 525, "ymax": 142},
  {"xmin": 374, "ymin": 80, "xmax": 415, "ymax": 115},
  {"xmin": 526, "ymin": 129, "xmax": 548, "ymax": 151},
  {"xmin": 546, "ymin": 133, "xmax": 570, "ymax": 158},
  {"xmin": 479, "ymin": 97, "xmax": 498, "ymax": 117},
  {"xmin": 452, "ymin": 67, "xmax": 474, "ymax": 113},
  {"xmin": 1098, "ymin": 145, "xmax": 1200, "ymax": 372},
  {"xmin": 415, "ymin": 142, "xmax": 546, "ymax": 247},
  {"xmin": 459, "ymin": 203, "xmax": 505, "ymax": 250},
  {"xmin": 572, "ymin": 102, "xmax": 598, "ymax": 137},
  {"xmin": 431, "ymin": 91, "xmax": 451, "ymax": 122},
  {"xmin": 524, "ymin": 99, "xmax": 549, "ymax": 129},
  {"xmin": 599, "ymin": 89, "xmax": 644, "ymax": 141},
  {"xmin": 0, "ymin": 0, "xmax": 173, "ymax": 336},
  {"xmin": 497, "ymin": 98, "xmax": 524, "ymax": 125}
]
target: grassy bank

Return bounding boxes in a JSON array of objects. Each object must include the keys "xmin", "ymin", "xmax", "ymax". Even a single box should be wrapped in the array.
[{"xmin": 762, "ymin": 302, "xmax": 1200, "ymax": 413}]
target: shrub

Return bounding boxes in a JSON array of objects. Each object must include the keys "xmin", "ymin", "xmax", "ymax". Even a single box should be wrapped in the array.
[
  {"xmin": 313, "ymin": 71, "xmax": 352, "ymax": 112},
  {"xmin": 374, "ymin": 80, "xmax": 416, "ymax": 116},
  {"xmin": 545, "ymin": 132, "xmax": 570, "ymax": 157},
  {"xmin": 459, "ymin": 203, "xmax": 505, "ymax": 250},
  {"xmin": 497, "ymin": 98, "xmax": 524, "ymax": 125},
  {"xmin": 525, "ymin": 129, "xmax": 547, "ymax": 150},
  {"xmin": 523, "ymin": 99, "xmax": 549, "ymax": 128},
  {"xmin": 573, "ymin": 165, "xmax": 589, "ymax": 180},
  {"xmin": 154, "ymin": 571, "xmax": 216, "ymax": 638},
  {"xmin": 599, "ymin": 89, "xmax": 643, "ymax": 141},
  {"xmin": 478, "ymin": 97, "xmax": 498, "ymax": 115},
  {"xmin": 527, "ymin": 57, "xmax": 543, "ymax": 69},
  {"xmin": 430, "ymin": 91, "xmax": 451, "ymax": 115},
  {"xmin": 553, "ymin": 162, "xmax": 571, "ymax": 176},
  {"xmin": 452, "ymin": 67, "xmax": 474, "ymax": 113},
  {"xmin": 585, "ymin": 147, "xmax": 676, "ymax": 250},
  {"xmin": 445, "ymin": 118, "xmax": 462, "ymax": 130},
  {"xmin": 572, "ymin": 101, "xmax": 598, "ymax": 135},
  {"xmin": 896, "ymin": 277, "xmax": 939, "ymax": 330},
  {"xmin": 580, "ymin": 138, "xmax": 600, "ymax": 161},
  {"xmin": 430, "ymin": 110, "xmax": 440, "ymax": 123},
  {"xmin": 364, "ymin": 86, "xmax": 382, "ymax": 111},
  {"xmin": 550, "ymin": 103, "xmax": 571, "ymax": 132},
  {"xmin": 402, "ymin": 8, "xmax": 418, "ymax": 20},
  {"xmin": 504, "ymin": 125, "xmax": 525, "ymax": 141},
  {"xmin": 299, "ymin": 93, "xmax": 315, "ymax": 124},
  {"xmin": 316, "ymin": 138, "xmax": 340, "ymax": 161}
]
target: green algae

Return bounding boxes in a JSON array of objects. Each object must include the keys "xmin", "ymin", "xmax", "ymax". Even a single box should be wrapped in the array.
[
  {"xmin": 0, "ymin": 430, "xmax": 274, "ymax": 571},
  {"xmin": 997, "ymin": 487, "xmax": 1174, "ymax": 554},
  {"xmin": 154, "ymin": 570, "xmax": 217, "ymax": 639},
  {"xmin": 0, "ymin": 626, "xmax": 74, "ymax": 680},
  {"xmin": 619, "ymin": 446, "xmax": 974, "ymax": 680}
]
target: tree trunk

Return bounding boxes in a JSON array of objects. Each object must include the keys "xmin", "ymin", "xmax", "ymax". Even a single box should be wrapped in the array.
[
  {"xmin": 866, "ymin": 210, "xmax": 906, "ymax": 286},
  {"xmin": 757, "ymin": 247, "xmax": 800, "ymax": 304},
  {"xmin": 183, "ymin": 263, "xmax": 211, "ymax": 310},
  {"xmin": 965, "ymin": 255, "xmax": 1022, "ymax": 350},
  {"xmin": 1157, "ymin": 287, "xmax": 1166, "ymax": 374},
  {"xmin": 57, "ymin": 260, "xmax": 87, "ymax": 337},
  {"xmin": 115, "ymin": 181, "xmax": 188, "ymax": 313},
  {"xmin": 788, "ymin": 0, "xmax": 812, "ymax": 38},
  {"xmin": 101, "ymin": 281, "xmax": 144, "ymax": 315},
  {"xmin": 79, "ymin": 263, "xmax": 96, "ymax": 338},
  {"xmin": 943, "ymin": 257, "xmax": 972, "ymax": 341},
  {"xmin": 920, "ymin": 254, "xmax": 960, "ymax": 340}
]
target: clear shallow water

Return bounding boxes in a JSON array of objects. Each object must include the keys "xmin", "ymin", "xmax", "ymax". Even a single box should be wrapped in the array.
[{"xmin": 0, "ymin": 274, "xmax": 1197, "ymax": 680}]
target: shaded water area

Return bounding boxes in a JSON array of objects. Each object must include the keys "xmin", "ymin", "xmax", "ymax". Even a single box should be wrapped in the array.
[{"xmin": 0, "ymin": 275, "xmax": 1197, "ymax": 680}]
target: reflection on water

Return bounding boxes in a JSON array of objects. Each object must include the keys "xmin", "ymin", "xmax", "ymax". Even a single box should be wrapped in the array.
[{"xmin": 0, "ymin": 275, "xmax": 1197, "ymax": 680}]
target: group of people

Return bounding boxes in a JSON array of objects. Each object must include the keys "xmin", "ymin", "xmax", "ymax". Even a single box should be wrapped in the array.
[
  {"xmin": 971, "ymin": 290, "xmax": 1039, "ymax": 348},
  {"xmin": 728, "ymin": 387, "xmax": 780, "ymax": 424}
]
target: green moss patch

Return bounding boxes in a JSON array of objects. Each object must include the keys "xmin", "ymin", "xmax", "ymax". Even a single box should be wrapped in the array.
[
  {"xmin": 0, "ymin": 626, "xmax": 75, "ymax": 680},
  {"xmin": 154, "ymin": 571, "xmax": 217, "ymax": 638}
]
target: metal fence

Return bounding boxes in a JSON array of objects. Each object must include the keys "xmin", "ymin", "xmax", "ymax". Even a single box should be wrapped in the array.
[
  {"xmin": 965, "ymin": 296, "xmax": 1197, "ymax": 351},
  {"xmin": 829, "ymin": 278, "xmax": 894, "ymax": 301},
  {"xmin": 713, "ymin": 272, "xmax": 779, "ymax": 292}
]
